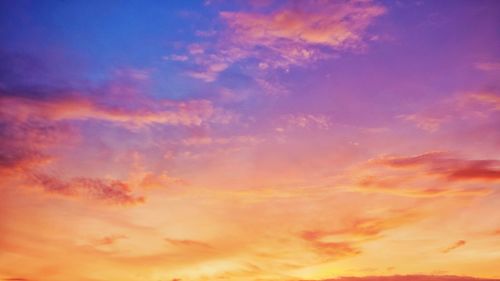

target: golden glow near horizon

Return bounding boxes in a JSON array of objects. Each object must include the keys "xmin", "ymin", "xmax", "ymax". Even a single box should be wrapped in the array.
[{"xmin": 0, "ymin": 1, "xmax": 499, "ymax": 280}]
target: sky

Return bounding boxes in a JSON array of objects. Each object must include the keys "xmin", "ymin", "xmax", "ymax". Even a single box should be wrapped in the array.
[{"xmin": 0, "ymin": 0, "xmax": 499, "ymax": 280}]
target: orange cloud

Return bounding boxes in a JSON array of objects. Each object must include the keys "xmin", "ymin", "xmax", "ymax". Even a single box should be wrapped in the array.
[
  {"xmin": 300, "ymin": 210, "xmax": 420, "ymax": 262},
  {"xmin": 310, "ymin": 241, "xmax": 361, "ymax": 259},
  {"xmin": 302, "ymin": 210, "xmax": 419, "ymax": 243},
  {"xmin": 137, "ymin": 172, "xmax": 186, "ymax": 189},
  {"xmin": 165, "ymin": 238, "xmax": 213, "ymax": 250},
  {"xmin": 93, "ymin": 235, "xmax": 128, "ymax": 246},
  {"xmin": 442, "ymin": 240, "xmax": 467, "ymax": 254},
  {"xmin": 300, "ymin": 231, "xmax": 362, "ymax": 260}
]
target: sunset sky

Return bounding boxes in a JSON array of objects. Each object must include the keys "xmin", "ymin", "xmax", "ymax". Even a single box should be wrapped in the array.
[{"xmin": 1, "ymin": 1, "xmax": 500, "ymax": 280}]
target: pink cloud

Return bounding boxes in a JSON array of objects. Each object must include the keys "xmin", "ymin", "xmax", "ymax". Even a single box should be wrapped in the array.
[
  {"xmin": 307, "ymin": 275, "xmax": 500, "ymax": 281},
  {"xmin": 374, "ymin": 152, "xmax": 500, "ymax": 182},
  {"xmin": 358, "ymin": 178, "xmax": 492, "ymax": 198},
  {"xmin": 0, "ymin": 95, "xmax": 215, "ymax": 127},
  {"xmin": 29, "ymin": 174, "xmax": 145, "ymax": 205},
  {"xmin": 371, "ymin": 151, "xmax": 449, "ymax": 168},
  {"xmin": 183, "ymin": 0, "xmax": 385, "ymax": 81},
  {"xmin": 0, "ymin": 114, "xmax": 75, "ymax": 179},
  {"xmin": 0, "ymin": 90, "xmax": 153, "ymax": 208},
  {"xmin": 474, "ymin": 61, "xmax": 500, "ymax": 72},
  {"xmin": 255, "ymin": 78, "xmax": 289, "ymax": 96},
  {"xmin": 349, "ymin": 152, "xmax": 499, "ymax": 197},
  {"xmin": 181, "ymin": 135, "xmax": 261, "ymax": 146},
  {"xmin": 279, "ymin": 113, "xmax": 331, "ymax": 131},
  {"xmin": 399, "ymin": 114, "xmax": 447, "ymax": 132},
  {"xmin": 462, "ymin": 91, "xmax": 500, "ymax": 111},
  {"xmin": 221, "ymin": 1, "xmax": 384, "ymax": 49},
  {"xmin": 400, "ymin": 90, "xmax": 500, "ymax": 132}
]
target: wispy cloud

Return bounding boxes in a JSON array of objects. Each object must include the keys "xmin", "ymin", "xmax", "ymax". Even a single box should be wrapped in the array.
[
  {"xmin": 165, "ymin": 54, "xmax": 189, "ymax": 62},
  {"xmin": 277, "ymin": 113, "xmax": 331, "ymax": 131},
  {"xmin": 442, "ymin": 240, "xmax": 467, "ymax": 254},
  {"xmin": 298, "ymin": 210, "xmax": 421, "ymax": 265},
  {"xmin": 0, "ymin": 94, "xmax": 216, "ymax": 127},
  {"xmin": 165, "ymin": 238, "xmax": 214, "ymax": 250},
  {"xmin": 400, "ymin": 91, "xmax": 500, "ymax": 132},
  {"xmin": 399, "ymin": 114, "xmax": 447, "ymax": 132},
  {"xmin": 475, "ymin": 61, "xmax": 500, "ymax": 72},
  {"xmin": 462, "ymin": 91, "xmax": 500, "ymax": 111},
  {"xmin": 181, "ymin": 135, "xmax": 261, "ymax": 146},
  {"xmin": 302, "ymin": 210, "xmax": 420, "ymax": 242},
  {"xmin": 93, "ymin": 235, "xmax": 128, "ymax": 246}
]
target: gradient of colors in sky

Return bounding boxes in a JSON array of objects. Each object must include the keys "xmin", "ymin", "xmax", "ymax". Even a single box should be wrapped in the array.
[{"xmin": 1, "ymin": 1, "xmax": 500, "ymax": 280}]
